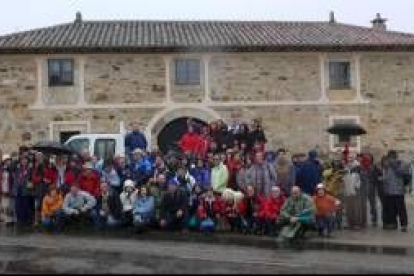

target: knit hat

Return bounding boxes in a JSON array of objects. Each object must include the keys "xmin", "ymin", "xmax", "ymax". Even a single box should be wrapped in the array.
[
  {"xmin": 316, "ymin": 183, "xmax": 325, "ymax": 190},
  {"xmin": 124, "ymin": 179, "xmax": 135, "ymax": 188}
]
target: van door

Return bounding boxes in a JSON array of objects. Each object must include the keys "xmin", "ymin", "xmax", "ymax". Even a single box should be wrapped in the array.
[{"xmin": 94, "ymin": 138, "xmax": 116, "ymax": 160}]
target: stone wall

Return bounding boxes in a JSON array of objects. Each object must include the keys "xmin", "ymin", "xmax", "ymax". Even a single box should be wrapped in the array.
[
  {"xmin": 0, "ymin": 56, "xmax": 38, "ymax": 152},
  {"xmin": 360, "ymin": 53, "xmax": 414, "ymax": 155},
  {"xmin": 170, "ymin": 56, "xmax": 205, "ymax": 103},
  {"xmin": 1, "ymin": 52, "xmax": 414, "ymax": 158},
  {"xmin": 209, "ymin": 53, "xmax": 321, "ymax": 102},
  {"xmin": 42, "ymin": 58, "xmax": 80, "ymax": 105},
  {"xmin": 85, "ymin": 55, "xmax": 166, "ymax": 104}
]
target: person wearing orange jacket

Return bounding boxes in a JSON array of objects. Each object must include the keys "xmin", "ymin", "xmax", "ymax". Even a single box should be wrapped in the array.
[
  {"xmin": 41, "ymin": 186, "xmax": 64, "ymax": 230},
  {"xmin": 313, "ymin": 183, "xmax": 341, "ymax": 237}
]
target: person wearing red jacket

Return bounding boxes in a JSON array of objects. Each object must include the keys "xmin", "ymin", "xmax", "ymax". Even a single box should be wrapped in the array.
[
  {"xmin": 196, "ymin": 126, "xmax": 212, "ymax": 159},
  {"xmin": 263, "ymin": 186, "xmax": 286, "ymax": 236},
  {"xmin": 237, "ymin": 185, "xmax": 266, "ymax": 235},
  {"xmin": 179, "ymin": 125, "xmax": 202, "ymax": 157},
  {"xmin": 226, "ymin": 152, "xmax": 242, "ymax": 191},
  {"xmin": 197, "ymin": 188, "xmax": 226, "ymax": 227},
  {"xmin": 79, "ymin": 163, "xmax": 101, "ymax": 198}
]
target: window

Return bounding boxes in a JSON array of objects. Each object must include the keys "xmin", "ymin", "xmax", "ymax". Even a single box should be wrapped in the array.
[
  {"xmin": 175, "ymin": 59, "xmax": 201, "ymax": 85},
  {"xmin": 329, "ymin": 61, "xmax": 351, "ymax": 89},
  {"xmin": 48, "ymin": 59, "xmax": 74, "ymax": 86},
  {"xmin": 94, "ymin": 139, "xmax": 116, "ymax": 160},
  {"xmin": 329, "ymin": 116, "xmax": 360, "ymax": 151},
  {"xmin": 60, "ymin": 131, "xmax": 81, "ymax": 144},
  {"xmin": 66, "ymin": 138, "xmax": 90, "ymax": 154}
]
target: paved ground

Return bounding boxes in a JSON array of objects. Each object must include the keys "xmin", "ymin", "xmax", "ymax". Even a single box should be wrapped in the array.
[
  {"xmin": 1, "ymin": 195, "xmax": 413, "ymax": 274},
  {"xmin": 0, "ymin": 231, "xmax": 414, "ymax": 274}
]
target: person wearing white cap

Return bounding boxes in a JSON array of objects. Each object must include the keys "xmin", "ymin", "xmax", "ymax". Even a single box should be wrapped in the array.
[
  {"xmin": 130, "ymin": 149, "xmax": 153, "ymax": 187},
  {"xmin": 312, "ymin": 183, "xmax": 341, "ymax": 237},
  {"xmin": 119, "ymin": 179, "xmax": 137, "ymax": 227}
]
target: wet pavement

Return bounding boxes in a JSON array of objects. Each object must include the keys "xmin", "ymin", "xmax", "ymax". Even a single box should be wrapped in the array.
[
  {"xmin": 0, "ymin": 230, "xmax": 414, "ymax": 274},
  {"xmin": 2, "ymin": 199, "xmax": 414, "ymax": 274}
]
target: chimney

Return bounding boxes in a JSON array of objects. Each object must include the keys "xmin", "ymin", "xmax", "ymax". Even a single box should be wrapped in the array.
[
  {"xmin": 74, "ymin": 12, "xmax": 83, "ymax": 24},
  {"xmin": 371, "ymin": 13, "xmax": 387, "ymax": 31},
  {"xmin": 329, "ymin": 11, "xmax": 336, "ymax": 24}
]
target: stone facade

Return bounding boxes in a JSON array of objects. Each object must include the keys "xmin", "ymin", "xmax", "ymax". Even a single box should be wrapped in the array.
[
  {"xmin": 85, "ymin": 55, "xmax": 166, "ymax": 104},
  {"xmin": 210, "ymin": 54, "xmax": 321, "ymax": 102},
  {"xmin": 0, "ymin": 51, "xmax": 414, "ymax": 158}
]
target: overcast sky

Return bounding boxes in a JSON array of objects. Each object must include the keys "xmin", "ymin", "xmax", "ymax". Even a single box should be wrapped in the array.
[{"xmin": 0, "ymin": 0, "xmax": 413, "ymax": 35}]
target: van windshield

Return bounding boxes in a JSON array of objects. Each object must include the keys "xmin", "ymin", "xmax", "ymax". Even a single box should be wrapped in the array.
[{"xmin": 66, "ymin": 138, "xmax": 90, "ymax": 154}]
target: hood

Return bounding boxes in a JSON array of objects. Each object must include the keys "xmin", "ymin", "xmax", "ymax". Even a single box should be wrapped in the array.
[{"xmin": 308, "ymin": 150, "xmax": 318, "ymax": 160}]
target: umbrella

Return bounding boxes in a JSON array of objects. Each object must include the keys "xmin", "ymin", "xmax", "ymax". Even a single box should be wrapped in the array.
[
  {"xmin": 32, "ymin": 141, "xmax": 77, "ymax": 156},
  {"xmin": 327, "ymin": 123, "xmax": 367, "ymax": 136}
]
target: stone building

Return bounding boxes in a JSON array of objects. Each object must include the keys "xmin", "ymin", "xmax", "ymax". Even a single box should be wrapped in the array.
[{"xmin": 1, "ymin": 12, "xmax": 414, "ymax": 157}]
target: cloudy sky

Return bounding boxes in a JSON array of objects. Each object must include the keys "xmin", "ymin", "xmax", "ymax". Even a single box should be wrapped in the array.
[{"xmin": 0, "ymin": 0, "xmax": 413, "ymax": 35}]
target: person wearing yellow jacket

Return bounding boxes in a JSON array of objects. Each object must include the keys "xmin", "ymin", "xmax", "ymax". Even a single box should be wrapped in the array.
[{"xmin": 41, "ymin": 186, "xmax": 64, "ymax": 230}]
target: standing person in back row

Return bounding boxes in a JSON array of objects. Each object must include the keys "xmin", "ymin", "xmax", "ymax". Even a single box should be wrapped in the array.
[
  {"xmin": 246, "ymin": 152, "xmax": 277, "ymax": 197},
  {"xmin": 382, "ymin": 150, "xmax": 409, "ymax": 232},
  {"xmin": 125, "ymin": 122, "xmax": 148, "ymax": 161}
]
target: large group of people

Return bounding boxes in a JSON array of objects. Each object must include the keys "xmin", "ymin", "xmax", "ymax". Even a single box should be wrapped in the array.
[{"xmin": 0, "ymin": 118, "xmax": 411, "ymax": 243}]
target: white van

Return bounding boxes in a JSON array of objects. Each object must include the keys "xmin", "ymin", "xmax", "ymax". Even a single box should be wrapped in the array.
[
  {"xmin": 65, "ymin": 134, "xmax": 125, "ymax": 160},
  {"xmin": 64, "ymin": 122, "xmax": 127, "ymax": 160}
]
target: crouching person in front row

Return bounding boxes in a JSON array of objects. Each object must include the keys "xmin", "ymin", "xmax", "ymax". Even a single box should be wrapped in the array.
[
  {"xmin": 133, "ymin": 186, "xmax": 155, "ymax": 232},
  {"xmin": 312, "ymin": 183, "xmax": 341, "ymax": 237},
  {"xmin": 94, "ymin": 182, "xmax": 123, "ymax": 229},
  {"xmin": 278, "ymin": 186, "xmax": 316, "ymax": 242},
  {"xmin": 62, "ymin": 185, "xmax": 97, "ymax": 228},
  {"xmin": 159, "ymin": 180, "xmax": 188, "ymax": 231},
  {"xmin": 41, "ymin": 186, "xmax": 64, "ymax": 230}
]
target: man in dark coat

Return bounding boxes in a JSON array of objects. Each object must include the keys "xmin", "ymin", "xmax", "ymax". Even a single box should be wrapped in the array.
[
  {"xmin": 125, "ymin": 122, "xmax": 148, "ymax": 161},
  {"xmin": 159, "ymin": 180, "xmax": 189, "ymax": 231},
  {"xmin": 296, "ymin": 150, "xmax": 323, "ymax": 195},
  {"xmin": 94, "ymin": 182, "xmax": 123, "ymax": 229}
]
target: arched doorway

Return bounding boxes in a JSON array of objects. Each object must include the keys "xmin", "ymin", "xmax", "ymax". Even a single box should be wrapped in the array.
[
  {"xmin": 144, "ymin": 105, "xmax": 221, "ymax": 151},
  {"xmin": 157, "ymin": 117, "xmax": 207, "ymax": 154}
]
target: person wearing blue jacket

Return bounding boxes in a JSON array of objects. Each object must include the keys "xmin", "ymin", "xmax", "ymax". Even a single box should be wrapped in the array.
[
  {"xmin": 125, "ymin": 122, "xmax": 148, "ymax": 160},
  {"xmin": 130, "ymin": 149, "xmax": 153, "ymax": 186},
  {"xmin": 190, "ymin": 158, "xmax": 211, "ymax": 191},
  {"xmin": 296, "ymin": 150, "xmax": 323, "ymax": 195},
  {"xmin": 133, "ymin": 186, "xmax": 155, "ymax": 232}
]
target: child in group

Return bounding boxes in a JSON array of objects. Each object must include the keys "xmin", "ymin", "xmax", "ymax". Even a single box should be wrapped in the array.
[
  {"xmin": 238, "ymin": 185, "xmax": 266, "ymax": 235},
  {"xmin": 313, "ymin": 183, "xmax": 341, "ymax": 237}
]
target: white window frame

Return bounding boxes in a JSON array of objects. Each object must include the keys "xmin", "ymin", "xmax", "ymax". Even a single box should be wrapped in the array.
[
  {"xmin": 325, "ymin": 56, "xmax": 354, "ymax": 91},
  {"xmin": 329, "ymin": 115, "xmax": 361, "ymax": 152},
  {"xmin": 49, "ymin": 121, "xmax": 91, "ymax": 142}
]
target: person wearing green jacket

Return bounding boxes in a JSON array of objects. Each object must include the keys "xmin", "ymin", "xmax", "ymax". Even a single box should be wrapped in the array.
[
  {"xmin": 278, "ymin": 186, "xmax": 316, "ymax": 242},
  {"xmin": 211, "ymin": 155, "xmax": 229, "ymax": 195}
]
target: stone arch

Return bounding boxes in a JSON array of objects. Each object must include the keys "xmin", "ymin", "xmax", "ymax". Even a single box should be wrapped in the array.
[{"xmin": 144, "ymin": 105, "xmax": 221, "ymax": 150}]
